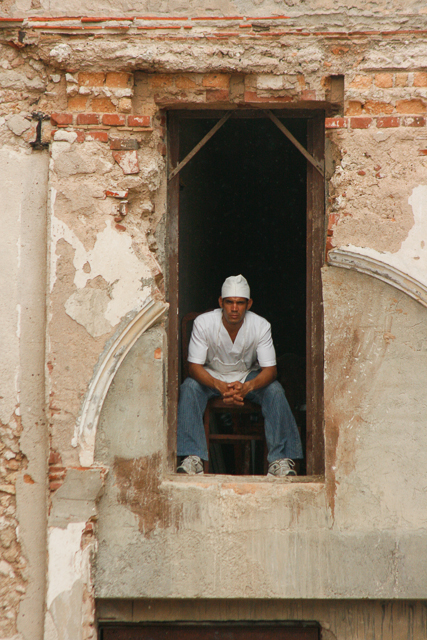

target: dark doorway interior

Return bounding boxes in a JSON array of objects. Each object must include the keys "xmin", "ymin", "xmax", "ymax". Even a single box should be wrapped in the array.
[{"xmin": 177, "ymin": 114, "xmax": 308, "ymax": 474}]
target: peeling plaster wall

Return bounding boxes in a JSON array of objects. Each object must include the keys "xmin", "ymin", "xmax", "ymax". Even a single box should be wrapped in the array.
[
  {"xmin": 94, "ymin": 270, "xmax": 427, "ymax": 601},
  {"xmin": 2, "ymin": 0, "xmax": 427, "ymax": 31},
  {"xmin": 1, "ymin": 6, "xmax": 427, "ymax": 640}
]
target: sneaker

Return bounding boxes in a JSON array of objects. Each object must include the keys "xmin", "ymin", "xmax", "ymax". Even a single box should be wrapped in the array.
[
  {"xmin": 267, "ymin": 458, "xmax": 296, "ymax": 477},
  {"xmin": 177, "ymin": 455, "xmax": 204, "ymax": 475}
]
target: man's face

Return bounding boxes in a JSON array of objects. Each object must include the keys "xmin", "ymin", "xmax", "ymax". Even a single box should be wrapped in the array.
[{"xmin": 219, "ymin": 296, "xmax": 253, "ymax": 326}]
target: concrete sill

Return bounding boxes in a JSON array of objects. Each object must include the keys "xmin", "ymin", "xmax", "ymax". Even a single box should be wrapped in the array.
[{"xmin": 164, "ymin": 473, "xmax": 324, "ymax": 489}]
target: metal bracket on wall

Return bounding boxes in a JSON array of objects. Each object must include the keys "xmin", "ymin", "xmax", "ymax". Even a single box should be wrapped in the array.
[
  {"xmin": 30, "ymin": 111, "xmax": 50, "ymax": 150},
  {"xmin": 168, "ymin": 111, "xmax": 232, "ymax": 181},
  {"xmin": 264, "ymin": 110, "xmax": 325, "ymax": 177}
]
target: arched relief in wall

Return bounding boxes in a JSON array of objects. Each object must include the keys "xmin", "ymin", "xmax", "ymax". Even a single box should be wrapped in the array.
[
  {"xmin": 72, "ymin": 297, "xmax": 168, "ymax": 466},
  {"xmin": 328, "ymin": 249, "xmax": 427, "ymax": 309}
]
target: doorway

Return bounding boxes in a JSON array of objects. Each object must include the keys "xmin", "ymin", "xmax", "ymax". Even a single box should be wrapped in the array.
[{"xmin": 167, "ymin": 110, "xmax": 325, "ymax": 476}]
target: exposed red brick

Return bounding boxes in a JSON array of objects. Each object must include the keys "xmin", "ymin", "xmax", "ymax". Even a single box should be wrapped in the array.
[
  {"xmin": 244, "ymin": 90, "xmax": 292, "ymax": 103},
  {"xmin": 86, "ymin": 130, "xmax": 109, "ymax": 142},
  {"xmin": 419, "ymin": 149, "xmax": 427, "ymax": 156},
  {"xmin": 331, "ymin": 45, "xmax": 349, "ymax": 55},
  {"xmin": 75, "ymin": 130, "xmax": 86, "ymax": 143},
  {"xmin": 202, "ymin": 73, "xmax": 230, "ymax": 88},
  {"xmin": 176, "ymin": 75, "xmax": 198, "ymax": 89},
  {"xmin": 76, "ymin": 113, "xmax": 100, "ymax": 125},
  {"xmin": 349, "ymin": 75, "xmax": 372, "ymax": 89},
  {"xmin": 350, "ymin": 117, "xmax": 372, "ymax": 129},
  {"xmin": 149, "ymin": 74, "xmax": 173, "ymax": 88},
  {"xmin": 105, "ymin": 72, "xmax": 132, "ymax": 88},
  {"xmin": 91, "ymin": 97, "xmax": 116, "ymax": 112},
  {"xmin": 357, "ymin": 170, "xmax": 366, "ymax": 175},
  {"xmin": 301, "ymin": 89, "xmax": 316, "ymax": 100},
  {"xmin": 414, "ymin": 72, "xmax": 427, "ymax": 87},
  {"xmin": 158, "ymin": 142, "xmax": 167, "ymax": 156},
  {"xmin": 49, "ymin": 451, "xmax": 62, "ymax": 465},
  {"xmin": 206, "ymin": 88, "xmax": 230, "ymax": 102},
  {"xmin": 110, "ymin": 138, "xmax": 139, "ymax": 150},
  {"xmin": 396, "ymin": 99, "xmax": 427, "ymax": 114},
  {"xmin": 325, "ymin": 236, "xmax": 335, "ymax": 257},
  {"xmin": 51, "ymin": 113, "xmax": 73, "ymax": 126},
  {"xmin": 328, "ymin": 212, "xmax": 339, "ymax": 228},
  {"xmin": 364, "ymin": 100, "xmax": 393, "ymax": 115},
  {"xmin": 102, "ymin": 113, "xmax": 126, "ymax": 126},
  {"xmin": 127, "ymin": 115, "xmax": 151, "ymax": 127},
  {"xmin": 68, "ymin": 95, "xmax": 89, "ymax": 111},
  {"xmin": 401, "ymin": 115, "xmax": 426, "ymax": 127},
  {"xmin": 49, "ymin": 481, "xmax": 63, "ymax": 492},
  {"xmin": 112, "ymin": 150, "xmax": 140, "ymax": 174},
  {"xmin": 115, "ymin": 224, "xmax": 127, "ymax": 231},
  {"xmin": 78, "ymin": 71, "xmax": 105, "ymax": 86},
  {"xmin": 345, "ymin": 101, "xmax": 363, "ymax": 115},
  {"xmin": 395, "ymin": 73, "xmax": 408, "ymax": 87},
  {"xmin": 374, "ymin": 73, "xmax": 393, "ymax": 88},
  {"xmin": 325, "ymin": 117, "xmax": 346, "ymax": 129},
  {"xmin": 49, "ymin": 470, "xmax": 66, "ymax": 481},
  {"xmin": 376, "ymin": 116, "xmax": 400, "ymax": 128},
  {"xmin": 105, "ymin": 189, "xmax": 129, "ymax": 198}
]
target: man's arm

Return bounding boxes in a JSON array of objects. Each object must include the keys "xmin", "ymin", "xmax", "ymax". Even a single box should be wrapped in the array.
[
  {"xmin": 188, "ymin": 362, "xmax": 236, "ymax": 403},
  {"xmin": 229, "ymin": 365, "xmax": 277, "ymax": 406}
]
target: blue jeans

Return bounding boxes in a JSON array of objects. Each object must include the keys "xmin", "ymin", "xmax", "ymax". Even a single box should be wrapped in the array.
[{"xmin": 177, "ymin": 371, "xmax": 303, "ymax": 463}]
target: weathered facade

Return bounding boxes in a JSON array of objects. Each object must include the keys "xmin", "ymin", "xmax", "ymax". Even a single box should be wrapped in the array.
[{"xmin": 1, "ymin": 1, "xmax": 427, "ymax": 639}]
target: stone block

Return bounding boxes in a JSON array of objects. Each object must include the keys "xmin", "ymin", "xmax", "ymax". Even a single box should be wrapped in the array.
[
  {"xmin": 6, "ymin": 114, "xmax": 31, "ymax": 136},
  {"xmin": 256, "ymin": 74, "xmax": 283, "ymax": 90}
]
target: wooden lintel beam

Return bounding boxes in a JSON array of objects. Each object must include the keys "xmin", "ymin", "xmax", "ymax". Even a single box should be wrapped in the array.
[
  {"xmin": 265, "ymin": 109, "xmax": 325, "ymax": 177},
  {"xmin": 168, "ymin": 111, "xmax": 232, "ymax": 181}
]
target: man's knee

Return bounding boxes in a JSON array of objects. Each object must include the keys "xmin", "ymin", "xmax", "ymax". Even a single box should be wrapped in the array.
[
  {"xmin": 263, "ymin": 380, "xmax": 286, "ymax": 402},
  {"xmin": 180, "ymin": 377, "xmax": 203, "ymax": 396}
]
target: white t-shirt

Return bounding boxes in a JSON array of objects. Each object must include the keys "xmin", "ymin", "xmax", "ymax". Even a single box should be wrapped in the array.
[{"xmin": 188, "ymin": 309, "xmax": 277, "ymax": 383}]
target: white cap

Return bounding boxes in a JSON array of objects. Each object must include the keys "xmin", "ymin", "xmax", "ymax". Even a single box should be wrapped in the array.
[{"xmin": 221, "ymin": 275, "xmax": 250, "ymax": 299}]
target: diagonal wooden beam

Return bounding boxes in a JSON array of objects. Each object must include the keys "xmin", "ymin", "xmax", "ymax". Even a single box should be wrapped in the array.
[
  {"xmin": 265, "ymin": 109, "xmax": 325, "ymax": 177},
  {"xmin": 168, "ymin": 111, "xmax": 232, "ymax": 181}
]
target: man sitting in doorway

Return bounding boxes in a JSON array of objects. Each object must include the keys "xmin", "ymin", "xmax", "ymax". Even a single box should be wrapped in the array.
[{"xmin": 177, "ymin": 275, "xmax": 303, "ymax": 476}]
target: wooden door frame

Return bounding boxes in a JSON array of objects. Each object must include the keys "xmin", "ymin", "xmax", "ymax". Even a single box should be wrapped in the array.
[{"xmin": 166, "ymin": 108, "xmax": 325, "ymax": 476}]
